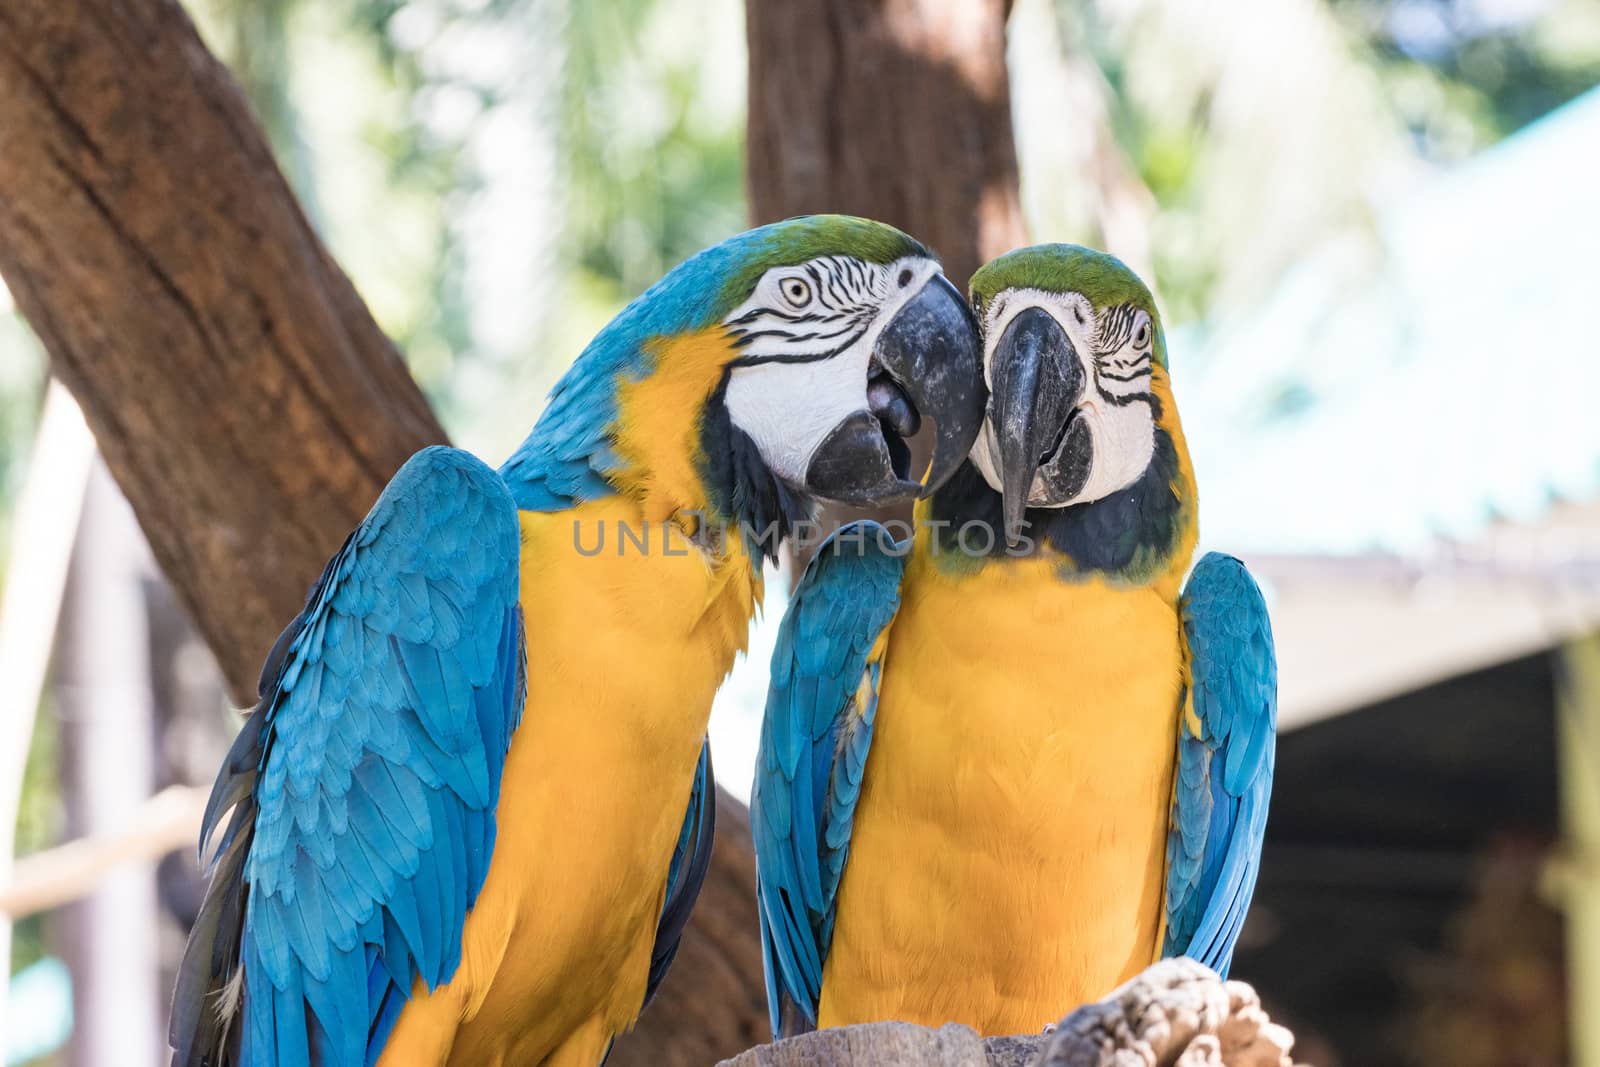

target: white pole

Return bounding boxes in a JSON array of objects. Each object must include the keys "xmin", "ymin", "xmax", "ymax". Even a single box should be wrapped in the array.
[
  {"xmin": 0, "ymin": 381, "xmax": 94, "ymax": 1038},
  {"xmin": 57, "ymin": 461, "xmax": 161, "ymax": 1067}
]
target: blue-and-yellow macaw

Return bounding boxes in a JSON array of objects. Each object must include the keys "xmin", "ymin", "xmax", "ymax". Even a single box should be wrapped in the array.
[
  {"xmin": 751, "ymin": 244, "xmax": 1277, "ymax": 1037},
  {"xmin": 168, "ymin": 215, "xmax": 984, "ymax": 1067}
]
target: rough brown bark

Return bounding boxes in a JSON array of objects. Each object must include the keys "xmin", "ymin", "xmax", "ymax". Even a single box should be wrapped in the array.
[
  {"xmin": 0, "ymin": 0, "xmax": 757, "ymax": 1060},
  {"xmin": 0, "ymin": 0, "xmax": 445, "ymax": 705},
  {"xmin": 746, "ymin": 0, "xmax": 1028, "ymax": 289}
]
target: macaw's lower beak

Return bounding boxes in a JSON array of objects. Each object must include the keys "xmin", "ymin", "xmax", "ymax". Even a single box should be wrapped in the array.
[
  {"xmin": 802, "ymin": 273, "xmax": 985, "ymax": 507},
  {"xmin": 990, "ymin": 306, "xmax": 1090, "ymax": 546}
]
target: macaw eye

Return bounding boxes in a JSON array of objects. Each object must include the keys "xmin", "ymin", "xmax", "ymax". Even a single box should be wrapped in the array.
[
  {"xmin": 780, "ymin": 277, "xmax": 811, "ymax": 307},
  {"xmin": 1132, "ymin": 317, "xmax": 1152, "ymax": 350}
]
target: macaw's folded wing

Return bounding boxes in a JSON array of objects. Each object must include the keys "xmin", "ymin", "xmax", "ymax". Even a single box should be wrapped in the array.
[{"xmin": 170, "ymin": 446, "xmax": 526, "ymax": 1067}]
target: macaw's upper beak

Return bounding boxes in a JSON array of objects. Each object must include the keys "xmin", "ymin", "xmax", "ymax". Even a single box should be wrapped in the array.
[
  {"xmin": 802, "ymin": 273, "xmax": 985, "ymax": 507},
  {"xmin": 989, "ymin": 306, "xmax": 1089, "ymax": 546}
]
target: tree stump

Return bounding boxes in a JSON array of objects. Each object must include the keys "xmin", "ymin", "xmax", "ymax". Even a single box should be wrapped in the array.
[{"xmin": 716, "ymin": 961, "xmax": 1306, "ymax": 1067}]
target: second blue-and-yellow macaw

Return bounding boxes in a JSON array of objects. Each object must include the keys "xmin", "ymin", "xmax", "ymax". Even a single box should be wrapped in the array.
[
  {"xmin": 168, "ymin": 215, "xmax": 985, "ymax": 1067},
  {"xmin": 751, "ymin": 244, "xmax": 1277, "ymax": 1037}
]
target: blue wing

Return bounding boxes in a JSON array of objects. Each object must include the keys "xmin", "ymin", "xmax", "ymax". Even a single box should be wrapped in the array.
[
  {"xmin": 643, "ymin": 738, "xmax": 716, "ymax": 1006},
  {"xmin": 1162, "ymin": 552, "xmax": 1277, "ymax": 974},
  {"xmin": 170, "ymin": 446, "xmax": 526, "ymax": 1067},
  {"xmin": 750, "ymin": 522, "xmax": 906, "ymax": 1037},
  {"xmin": 496, "ymin": 358, "xmax": 626, "ymax": 512}
]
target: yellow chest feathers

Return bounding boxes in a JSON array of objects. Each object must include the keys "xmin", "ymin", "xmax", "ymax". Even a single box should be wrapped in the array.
[
  {"xmin": 821, "ymin": 551, "xmax": 1186, "ymax": 1034},
  {"xmin": 518, "ymin": 499, "xmax": 759, "ymax": 676}
]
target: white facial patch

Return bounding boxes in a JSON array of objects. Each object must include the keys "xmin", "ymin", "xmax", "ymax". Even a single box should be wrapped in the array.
[
  {"xmin": 722, "ymin": 256, "xmax": 942, "ymax": 486},
  {"xmin": 970, "ymin": 288, "xmax": 1157, "ymax": 508}
]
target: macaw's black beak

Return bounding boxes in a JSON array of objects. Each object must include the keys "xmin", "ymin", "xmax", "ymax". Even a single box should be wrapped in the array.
[
  {"xmin": 990, "ymin": 306, "xmax": 1090, "ymax": 546},
  {"xmin": 802, "ymin": 273, "xmax": 985, "ymax": 507}
]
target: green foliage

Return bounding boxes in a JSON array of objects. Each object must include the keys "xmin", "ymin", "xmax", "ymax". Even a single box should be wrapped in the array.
[
  {"xmin": 1336, "ymin": 0, "xmax": 1600, "ymax": 149},
  {"xmin": 0, "ymin": 315, "xmax": 46, "ymax": 555},
  {"xmin": 8, "ymin": 693, "xmax": 61, "ymax": 979},
  {"xmin": 561, "ymin": 0, "xmax": 746, "ymax": 301},
  {"xmin": 1042, "ymin": 0, "xmax": 1600, "ymax": 327},
  {"xmin": 185, "ymin": 0, "xmax": 746, "ymax": 446}
]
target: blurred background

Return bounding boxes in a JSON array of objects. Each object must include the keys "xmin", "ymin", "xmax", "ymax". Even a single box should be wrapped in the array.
[{"xmin": 2, "ymin": 0, "xmax": 1598, "ymax": 1064}]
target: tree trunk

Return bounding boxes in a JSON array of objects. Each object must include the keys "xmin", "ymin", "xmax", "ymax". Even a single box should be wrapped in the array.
[
  {"xmin": 0, "ymin": 0, "xmax": 444, "ymax": 705},
  {"xmin": 745, "ymin": 0, "xmax": 1028, "ymax": 289}
]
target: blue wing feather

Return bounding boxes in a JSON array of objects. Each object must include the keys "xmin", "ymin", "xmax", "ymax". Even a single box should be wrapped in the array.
[
  {"xmin": 750, "ymin": 522, "xmax": 905, "ymax": 1037},
  {"xmin": 1162, "ymin": 552, "xmax": 1277, "ymax": 974},
  {"xmin": 170, "ymin": 446, "xmax": 526, "ymax": 1067}
]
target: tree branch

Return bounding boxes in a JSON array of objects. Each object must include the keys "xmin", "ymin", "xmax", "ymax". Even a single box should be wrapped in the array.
[
  {"xmin": 0, "ymin": 786, "xmax": 207, "ymax": 921},
  {"xmin": 717, "ymin": 962, "xmax": 1307, "ymax": 1067},
  {"xmin": 0, "ymin": 0, "xmax": 445, "ymax": 706}
]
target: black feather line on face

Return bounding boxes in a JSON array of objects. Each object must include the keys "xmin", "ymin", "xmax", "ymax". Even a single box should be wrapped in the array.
[
  {"xmin": 730, "ymin": 320, "xmax": 862, "ymax": 348},
  {"xmin": 726, "ymin": 308, "xmax": 834, "ymax": 327},
  {"xmin": 928, "ymin": 417, "xmax": 1187, "ymax": 581},
  {"xmin": 1096, "ymin": 384, "xmax": 1157, "ymax": 409},
  {"xmin": 1095, "ymin": 303, "xmax": 1136, "ymax": 353},
  {"xmin": 697, "ymin": 370, "xmax": 815, "ymax": 562},
  {"xmin": 723, "ymin": 328, "xmax": 866, "ymax": 367}
]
